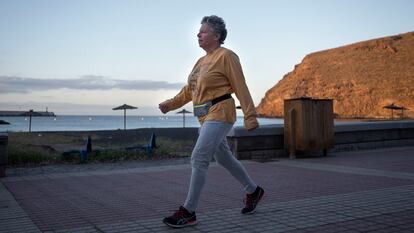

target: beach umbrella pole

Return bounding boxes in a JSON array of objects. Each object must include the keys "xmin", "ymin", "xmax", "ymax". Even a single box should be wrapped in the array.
[
  {"xmin": 175, "ymin": 109, "xmax": 191, "ymax": 128},
  {"xmin": 112, "ymin": 104, "xmax": 138, "ymax": 130},
  {"xmin": 124, "ymin": 109, "xmax": 126, "ymax": 130}
]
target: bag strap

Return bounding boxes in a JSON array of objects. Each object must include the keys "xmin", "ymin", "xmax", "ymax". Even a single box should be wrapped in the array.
[{"xmin": 211, "ymin": 94, "xmax": 232, "ymax": 105}]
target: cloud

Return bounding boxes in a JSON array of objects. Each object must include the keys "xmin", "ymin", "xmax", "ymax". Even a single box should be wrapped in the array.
[{"xmin": 0, "ymin": 75, "xmax": 184, "ymax": 93}]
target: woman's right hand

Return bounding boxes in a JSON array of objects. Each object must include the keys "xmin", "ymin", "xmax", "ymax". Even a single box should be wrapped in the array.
[{"xmin": 159, "ymin": 101, "xmax": 169, "ymax": 114}]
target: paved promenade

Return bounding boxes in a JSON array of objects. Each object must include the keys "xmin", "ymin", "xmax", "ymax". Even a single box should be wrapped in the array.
[{"xmin": 1, "ymin": 147, "xmax": 414, "ymax": 233}]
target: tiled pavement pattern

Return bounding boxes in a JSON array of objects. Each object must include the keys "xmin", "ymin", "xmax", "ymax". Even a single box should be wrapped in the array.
[
  {"xmin": 1, "ymin": 147, "xmax": 414, "ymax": 232},
  {"xmin": 0, "ymin": 182, "xmax": 40, "ymax": 232}
]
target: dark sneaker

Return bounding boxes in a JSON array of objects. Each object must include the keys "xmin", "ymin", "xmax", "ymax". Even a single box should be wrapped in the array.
[
  {"xmin": 241, "ymin": 186, "xmax": 265, "ymax": 214},
  {"xmin": 163, "ymin": 206, "xmax": 197, "ymax": 228}
]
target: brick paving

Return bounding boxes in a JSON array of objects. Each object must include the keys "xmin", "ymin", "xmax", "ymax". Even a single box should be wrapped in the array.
[{"xmin": 1, "ymin": 147, "xmax": 414, "ymax": 232}]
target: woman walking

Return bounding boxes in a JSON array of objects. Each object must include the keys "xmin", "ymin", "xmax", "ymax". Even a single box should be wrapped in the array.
[{"xmin": 159, "ymin": 15, "xmax": 264, "ymax": 228}]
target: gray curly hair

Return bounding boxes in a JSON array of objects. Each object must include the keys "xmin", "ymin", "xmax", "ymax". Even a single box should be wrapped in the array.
[{"xmin": 201, "ymin": 15, "xmax": 227, "ymax": 44}]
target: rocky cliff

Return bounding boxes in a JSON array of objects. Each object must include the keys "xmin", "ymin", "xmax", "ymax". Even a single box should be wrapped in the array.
[{"xmin": 256, "ymin": 32, "xmax": 414, "ymax": 119}]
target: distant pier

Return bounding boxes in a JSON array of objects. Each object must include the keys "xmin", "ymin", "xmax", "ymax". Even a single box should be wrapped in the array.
[{"xmin": 0, "ymin": 111, "xmax": 56, "ymax": 117}]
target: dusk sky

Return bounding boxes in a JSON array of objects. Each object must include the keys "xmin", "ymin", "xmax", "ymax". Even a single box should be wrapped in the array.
[{"xmin": 1, "ymin": 0, "xmax": 413, "ymax": 115}]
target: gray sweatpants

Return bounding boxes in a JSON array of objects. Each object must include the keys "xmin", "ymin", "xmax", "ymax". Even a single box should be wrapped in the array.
[{"xmin": 183, "ymin": 120, "xmax": 257, "ymax": 212}]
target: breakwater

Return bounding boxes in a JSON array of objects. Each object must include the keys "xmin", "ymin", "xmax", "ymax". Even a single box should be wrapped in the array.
[{"xmin": 0, "ymin": 111, "xmax": 56, "ymax": 117}]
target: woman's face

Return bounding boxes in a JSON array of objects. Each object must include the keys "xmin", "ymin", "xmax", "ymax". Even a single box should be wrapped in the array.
[{"xmin": 197, "ymin": 23, "xmax": 219, "ymax": 50}]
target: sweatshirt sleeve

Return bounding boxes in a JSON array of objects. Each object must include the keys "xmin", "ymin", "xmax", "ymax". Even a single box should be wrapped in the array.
[
  {"xmin": 224, "ymin": 52, "xmax": 259, "ymax": 130},
  {"xmin": 164, "ymin": 84, "xmax": 192, "ymax": 112}
]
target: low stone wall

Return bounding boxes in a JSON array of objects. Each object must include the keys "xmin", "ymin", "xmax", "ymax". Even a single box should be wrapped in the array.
[
  {"xmin": 334, "ymin": 121, "xmax": 414, "ymax": 152},
  {"xmin": 227, "ymin": 120, "xmax": 414, "ymax": 160}
]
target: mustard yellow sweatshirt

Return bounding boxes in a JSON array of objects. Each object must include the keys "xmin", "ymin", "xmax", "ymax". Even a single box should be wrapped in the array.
[{"xmin": 164, "ymin": 47, "xmax": 259, "ymax": 130}]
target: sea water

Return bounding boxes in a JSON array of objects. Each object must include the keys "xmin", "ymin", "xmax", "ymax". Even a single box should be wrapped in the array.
[{"xmin": 0, "ymin": 115, "xmax": 283, "ymax": 132}]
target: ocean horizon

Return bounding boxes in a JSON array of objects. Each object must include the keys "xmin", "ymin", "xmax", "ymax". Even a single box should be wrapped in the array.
[{"xmin": 0, "ymin": 115, "xmax": 283, "ymax": 132}]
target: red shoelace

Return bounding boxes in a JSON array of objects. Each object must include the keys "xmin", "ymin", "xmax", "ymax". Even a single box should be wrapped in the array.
[{"xmin": 171, "ymin": 208, "xmax": 186, "ymax": 218}]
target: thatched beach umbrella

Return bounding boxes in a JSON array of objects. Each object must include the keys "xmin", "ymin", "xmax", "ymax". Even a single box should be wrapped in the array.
[
  {"xmin": 383, "ymin": 103, "xmax": 403, "ymax": 119},
  {"xmin": 112, "ymin": 104, "xmax": 138, "ymax": 130},
  {"xmin": 21, "ymin": 109, "xmax": 42, "ymax": 132},
  {"xmin": 176, "ymin": 109, "xmax": 192, "ymax": 128}
]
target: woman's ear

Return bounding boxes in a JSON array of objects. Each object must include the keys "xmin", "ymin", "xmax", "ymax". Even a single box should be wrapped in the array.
[{"xmin": 214, "ymin": 34, "xmax": 220, "ymax": 42}]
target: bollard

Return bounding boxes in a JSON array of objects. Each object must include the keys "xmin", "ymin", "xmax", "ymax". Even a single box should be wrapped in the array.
[
  {"xmin": 0, "ymin": 133, "xmax": 8, "ymax": 177},
  {"xmin": 86, "ymin": 136, "xmax": 92, "ymax": 153},
  {"xmin": 80, "ymin": 150, "xmax": 88, "ymax": 163}
]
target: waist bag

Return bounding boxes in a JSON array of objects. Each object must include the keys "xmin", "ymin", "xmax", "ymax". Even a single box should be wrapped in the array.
[{"xmin": 193, "ymin": 94, "xmax": 232, "ymax": 117}]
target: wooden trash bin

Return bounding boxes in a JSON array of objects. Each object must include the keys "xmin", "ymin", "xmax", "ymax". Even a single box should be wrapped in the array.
[
  {"xmin": 284, "ymin": 97, "xmax": 334, "ymax": 158},
  {"xmin": 0, "ymin": 133, "xmax": 8, "ymax": 177}
]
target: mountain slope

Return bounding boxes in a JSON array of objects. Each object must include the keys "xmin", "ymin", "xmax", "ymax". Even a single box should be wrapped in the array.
[{"xmin": 256, "ymin": 32, "xmax": 414, "ymax": 119}]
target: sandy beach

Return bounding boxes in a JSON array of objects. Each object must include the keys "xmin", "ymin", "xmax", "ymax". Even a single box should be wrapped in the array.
[{"xmin": 5, "ymin": 127, "xmax": 199, "ymax": 167}]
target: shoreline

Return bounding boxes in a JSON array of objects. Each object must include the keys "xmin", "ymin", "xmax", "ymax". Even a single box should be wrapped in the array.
[
  {"xmin": 3, "ymin": 118, "xmax": 412, "ymax": 134},
  {"xmin": 0, "ymin": 116, "xmax": 284, "ymax": 133}
]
